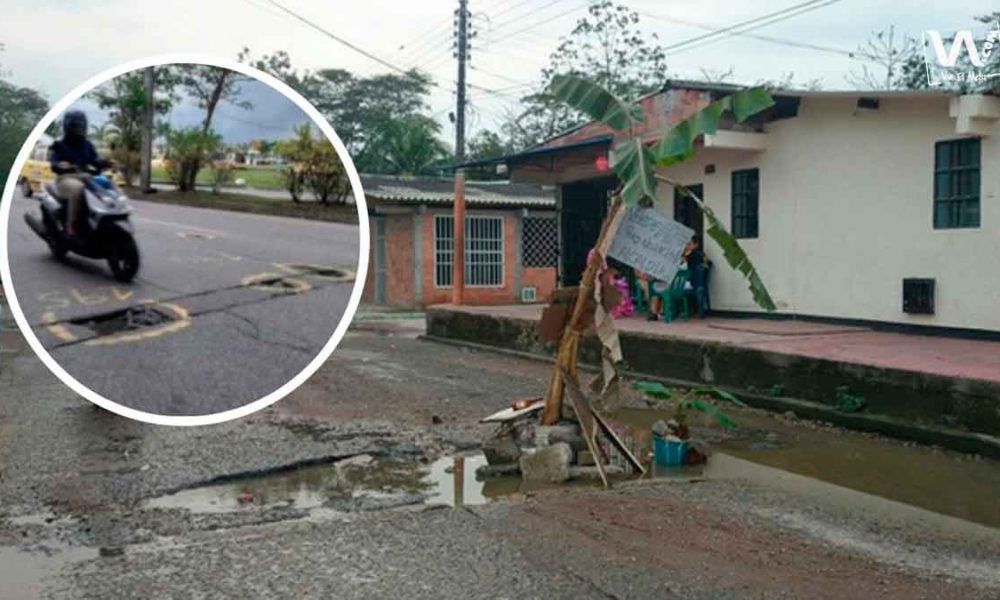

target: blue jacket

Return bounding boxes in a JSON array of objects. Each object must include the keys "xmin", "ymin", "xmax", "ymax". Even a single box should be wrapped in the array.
[{"xmin": 49, "ymin": 138, "xmax": 107, "ymax": 175}]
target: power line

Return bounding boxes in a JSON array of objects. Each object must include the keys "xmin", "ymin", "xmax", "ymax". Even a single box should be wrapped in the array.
[
  {"xmin": 260, "ymin": 0, "xmax": 416, "ymax": 75},
  {"xmin": 490, "ymin": 0, "xmax": 571, "ymax": 33},
  {"xmin": 637, "ymin": 9, "xmax": 860, "ymax": 59},
  {"xmin": 494, "ymin": 1, "xmax": 591, "ymax": 40},
  {"xmin": 659, "ymin": 0, "xmax": 844, "ymax": 55},
  {"xmin": 248, "ymin": 0, "xmax": 512, "ymax": 99}
]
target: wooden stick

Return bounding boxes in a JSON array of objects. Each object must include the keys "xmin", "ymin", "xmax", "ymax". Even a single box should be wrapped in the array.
[
  {"xmin": 591, "ymin": 408, "xmax": 645, "ymax": 475},
  {"xmin": 562, "ymin": 370, "xmax": 609, "ymax": 488},
  {"xmin": 541, "ymin": 197, "xmax": 624, "ymax": 425}
]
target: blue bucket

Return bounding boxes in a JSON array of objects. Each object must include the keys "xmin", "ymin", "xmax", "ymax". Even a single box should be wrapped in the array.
[{"xmin": 653, "ymin": 435, "xmax": 688, "ymax": 466}]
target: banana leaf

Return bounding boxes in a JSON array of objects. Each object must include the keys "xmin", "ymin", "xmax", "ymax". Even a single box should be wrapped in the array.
[
  {"xmin": 688, "ymin": 398, "xmax": 737, "ymax": 430},
  {"xmin": 632, "ymin": 380, "xmax": 674, "ymax": 399},
  {"xmin": 654, "ymin": 88, "xmax": 774, "ymax": 166},
  {"xmin": 610, "ymin": 137, "xmax": 658, "ymax": 206},
  {"xmin": 691, "ymin": 386, "xmax": 746, "ymax": 406},
  {"xmin": 548, "ymin": 74, "xmax": 642, "ymax": 132}
]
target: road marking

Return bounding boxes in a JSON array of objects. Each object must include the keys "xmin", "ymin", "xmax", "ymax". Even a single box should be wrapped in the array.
[
  {"xmin": 133, "ymin": 217, "xmax": 226, "ymax": 238},
  {"xmin": 84, "ymin": 302, "xmax": 191, "ymax": 347},
  {"xmin": 41, "ymin": 311, "xmax": 77, "ymax": 343}
]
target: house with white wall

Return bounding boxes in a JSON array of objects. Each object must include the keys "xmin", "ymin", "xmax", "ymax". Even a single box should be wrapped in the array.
[{"xmin": 486, "ymin": 81, "xmax": 999, "ymax": 335}]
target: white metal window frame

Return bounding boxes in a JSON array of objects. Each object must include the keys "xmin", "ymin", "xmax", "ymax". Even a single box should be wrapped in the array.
[{"xmin": 433, "ymin": 214, "xmax": 505, "ymax": 288}]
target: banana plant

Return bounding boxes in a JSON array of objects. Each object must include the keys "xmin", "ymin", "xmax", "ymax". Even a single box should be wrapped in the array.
[{"xmin": 548, "ymin": 73, "xmax": 776, "ymax": 310}]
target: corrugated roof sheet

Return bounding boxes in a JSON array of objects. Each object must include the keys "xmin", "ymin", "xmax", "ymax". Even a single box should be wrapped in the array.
[{"xmin": 361, "ymin": 175, "xmax": 555, "ymax": 208}]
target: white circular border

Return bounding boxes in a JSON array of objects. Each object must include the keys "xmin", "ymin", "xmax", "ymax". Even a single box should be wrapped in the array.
[{"xmin": 0, "ymin": 54, "xmax": 370, "ymax": 426}]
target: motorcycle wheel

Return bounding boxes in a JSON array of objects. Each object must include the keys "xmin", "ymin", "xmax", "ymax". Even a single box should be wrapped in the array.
[
  {"xmin": 48, "ymin": 239, "xmax": 68, "ymax": 260},
  {"xmin": 107, "ymin": 231, "xmax": 140, "ymax": 283}
]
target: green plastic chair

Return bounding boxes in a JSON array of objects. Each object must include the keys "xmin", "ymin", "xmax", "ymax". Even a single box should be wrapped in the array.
[{"xmin": 653, "ymin": 269, "xmax": 691, "ymax": 322}]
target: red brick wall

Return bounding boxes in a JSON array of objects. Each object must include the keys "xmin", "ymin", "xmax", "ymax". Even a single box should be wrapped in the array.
[
  {"xmin": 384, "ymin": 214, "xmax": 415, "ymax": 306},
  {"xmin": 522, "ymin": 267, "xmax": 557, "ymax": 302},
  {"xmin": 365, "ymin": 207, "xmax": 557, "ymax": 308}
]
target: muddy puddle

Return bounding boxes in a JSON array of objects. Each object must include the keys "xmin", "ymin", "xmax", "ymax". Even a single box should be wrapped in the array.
[
  {"xmin": 144, "ymin": 454, "xmax": 523, "ymax": 514},
  {"xmin": 611, "ymin": 406, "xmax": 1000, "ymax": 528},
  {"xmin": 144, "ymin": 407, "xmax": 1000, "ymax": 528},
  {"xmin": 0, "ymin": 543, "xmax": 98, "ymax": 599}
]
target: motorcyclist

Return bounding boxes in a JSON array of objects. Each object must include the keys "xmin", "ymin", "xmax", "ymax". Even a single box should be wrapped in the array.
[{"xmin": 48, "ymin": 111, "xmax": 111, "ymax": 238}]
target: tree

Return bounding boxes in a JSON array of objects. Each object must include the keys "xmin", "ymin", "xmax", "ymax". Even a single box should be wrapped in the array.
[
  {"xmin": 503, "ymin": 1, "xmax": 669, "ymax": 148},
  {"xmin": 465, "ymin": 129, "xmax": 512, "ymax": 181},
  {"xmin": 0, "ymin": 45, "xmax": 49, "ymax": 182},
  {"xmin": 243, "ymin": 49, "xmax": 444, "ymax": 173},
  {"xmin": 381, "ymin": 117, "xmax": 449, "ymax": 176},
  {"xmin": 540, "ymin": 74, "xmax": 775, "ymax": 425},
  {"xmin": 89, "ymin": 67, "xmax": 178, "ymax": 185},
  {"xmin": 0, "ymin": 81, "xmax": 47, "ymax": 182},
  {"xmin": 176, "ymin": 65, "xmax": 251, "ymax": 189},
  {"xmin": 846, "ymin": 25, "xmax": 919, "ymax": 90},
  {"xmin": 275, "ymin": 124, "xmax": 350, "ymax": 204},
  {"xmin": 162, "ymin": 126, "xmax": 221, "ymax": 192}
]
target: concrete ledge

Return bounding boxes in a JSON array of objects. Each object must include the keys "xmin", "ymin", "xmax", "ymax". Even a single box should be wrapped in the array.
[{"xmin": 425, "ymin": 307, "xmax": 1000, "ymax": 454}]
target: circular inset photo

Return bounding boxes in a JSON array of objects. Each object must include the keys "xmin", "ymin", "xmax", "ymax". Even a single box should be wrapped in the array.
[{"xmin": 0, "ymin": 56, "xmax": 368, "ymax": 425}]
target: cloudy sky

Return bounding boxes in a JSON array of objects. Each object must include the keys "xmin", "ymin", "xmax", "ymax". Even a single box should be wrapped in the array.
[
  {"xmin": 0, "ymin": 0, "xmax": 991, "ymax": 150},
  {"xmin": 71, "ymin": 77, "xmax": 313, "ymax": 144}
]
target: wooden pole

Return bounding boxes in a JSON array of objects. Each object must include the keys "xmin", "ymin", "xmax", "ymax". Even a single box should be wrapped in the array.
[
  {"xmin": 540, "ymin": 196, "xmax": 623, "ymax": 425},
  {"xmin": 452, "ymin": 169, "xmax": 466, "ymax": 305}
]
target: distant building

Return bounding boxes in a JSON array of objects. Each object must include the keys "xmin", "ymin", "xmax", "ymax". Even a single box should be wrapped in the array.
[{"xmin": 361, "ymin": 175, "xmax": 558, "ymax": 308}]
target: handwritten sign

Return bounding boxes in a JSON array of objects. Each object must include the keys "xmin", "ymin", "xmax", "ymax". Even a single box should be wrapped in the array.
[{"xmin": 607, "ymin": 206, "xmax": 693, "ymax": 283}]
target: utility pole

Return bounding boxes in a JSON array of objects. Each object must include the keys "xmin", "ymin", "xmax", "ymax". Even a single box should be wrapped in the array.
[
  {"xmin": 139, "ymin": 67, "xmax": 154, "ymax": 193},
  {"xmin": 452, "ymin": 0, "xmax": 470, "ymax": 305},
  {"xmin": 454, "ymin": 0, "xmax": 468, "ymax": 163}
]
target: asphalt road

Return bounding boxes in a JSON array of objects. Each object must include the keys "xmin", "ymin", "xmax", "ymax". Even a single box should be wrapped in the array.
[
  {"xmin": 4, "ymin": 189, "xmax": 360, "ymax": 416},
  {"xmin": 0, "ymin": 322, "xmax": 997, "ymax": 599}
]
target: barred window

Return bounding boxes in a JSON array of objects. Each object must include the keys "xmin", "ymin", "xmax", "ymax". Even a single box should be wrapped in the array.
[
  {"xmin": 434, "ymin": 215, "xmax": 505, "ymax": 287},
  {"xmin": 434, "ymin": 215, "xmax": 454, "ymax": 287},
  {"xmin": 934, "ymin": 138, "xmax": 980, "ymax": 229},
  {"xmin": 731, "ymin": 168, "xmax": 759, "ymax": 239},
  {"xmin": 522, "ymin": 216, "xmax": 558, "ymax": 268}
]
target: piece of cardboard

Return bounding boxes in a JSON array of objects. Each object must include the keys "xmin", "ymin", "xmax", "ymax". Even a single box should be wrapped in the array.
[{"xmin": 607, "ymin": 206, "xmax": 693, "ymax": 283}]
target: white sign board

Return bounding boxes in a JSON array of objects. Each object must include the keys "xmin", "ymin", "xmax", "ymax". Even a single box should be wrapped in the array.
[{"xmin": 607, "ymin": 206, "xmax": 693, "ymax": 283}]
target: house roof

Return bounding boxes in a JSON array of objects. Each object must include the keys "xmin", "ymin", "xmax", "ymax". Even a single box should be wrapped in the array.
[{"xmin": 360, "ymin": 175, "xmax": 555, "ymax": 208}]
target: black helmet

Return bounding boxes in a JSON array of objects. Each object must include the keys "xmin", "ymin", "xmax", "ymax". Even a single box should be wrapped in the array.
[{"xmin": 63, "ymin": 110, "xmax": 88, "ymax": 140}]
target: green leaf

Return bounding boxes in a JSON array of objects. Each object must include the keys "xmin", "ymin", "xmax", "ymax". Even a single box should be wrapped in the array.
[
  {"xmin": 548, "ymin": 74, "xmax": 641, "ymax": 132},
  {"xmin": 610, "ymin": 137, "xmax": 658, "ymax": 206},
  {"xmin": 675, "ymin": 185, "xmax": 777, "ymax": 311},
  {"xmin": 689, "ymin": 398, "xmax": 737, "ymax": 430},
  {"xmin": 632, "ymin": 381, "xmax": 673, "ymax": 399},
  {"xmin": 692, "ymin": 386, "xmax": 746, "ymax": 406},
  {"xmin": 653, "ymin": 87, "xmax": 774, "ymax": 166}
]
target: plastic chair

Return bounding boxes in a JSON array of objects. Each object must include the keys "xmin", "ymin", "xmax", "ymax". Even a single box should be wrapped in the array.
[{"xmin": 654, "ymin": 269, "xmax": 691, "ymax": 322}]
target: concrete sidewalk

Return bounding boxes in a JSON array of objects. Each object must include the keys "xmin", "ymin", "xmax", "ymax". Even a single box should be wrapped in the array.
[
  {"xmin": 425, "ymin": 304, "xmax": 1000, "ymax": 445},
  {"xmin": 439, "ymin": 303, "xmax": 1000, "ymax": 384}
]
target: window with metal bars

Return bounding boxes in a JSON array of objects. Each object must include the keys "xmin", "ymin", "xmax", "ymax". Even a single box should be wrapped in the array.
[
  {"xmin": 434, "ymin": 215, "xmax": 454, "ymax": 287},
  {"xmin": 433, "ymin": 215, "xmax": 505, "ymax": 287},
  {"xmin": 934, "ymin": 138, "xmax": 980, "ymax": 229},
  {"xmin": 731, "ymin": 168, "xmax": 759, "ymax": 238},
  {"xmin": 522, "ymin": 216, "xmax": 558, "ymax": 268}
]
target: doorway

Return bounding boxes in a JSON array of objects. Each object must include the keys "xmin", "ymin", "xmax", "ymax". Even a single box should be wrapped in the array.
[
  {"xmin": 673, "ymin": 183, "xmax": 704, "ymax": 240},
  {"xmin": 560, "ymin": 177, "xmax": 617, "ymax": 286}
]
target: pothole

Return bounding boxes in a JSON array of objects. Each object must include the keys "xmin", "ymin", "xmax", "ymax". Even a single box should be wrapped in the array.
[
  {"xmin": 277, "ymin": 264, "xmax": 355, "ymax": 282},
  {"xmin": 240, "ymin": 273, "xmax": 312, "ymax": 294},
  {"xmin": 142, "ymin": 454, "xmax": 524, "ymax": 515},
  {"xmin": 71, "ymin": 305, "xmax": 178, "ymax": 336}
]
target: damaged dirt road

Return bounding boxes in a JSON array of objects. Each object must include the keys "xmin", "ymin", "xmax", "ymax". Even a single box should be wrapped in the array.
[
  {"xmin": 0, "ymin": 318, "xmax": 998, "ymax": 598},
  {"xmin": 4, "ymin": 190, "xmax": 359, "ymax": 415}
]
